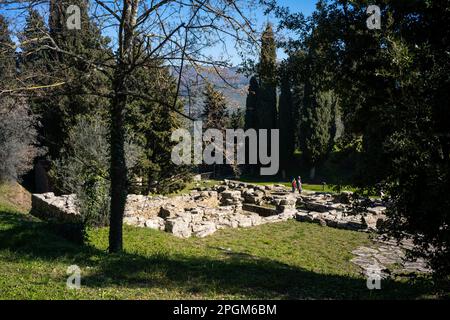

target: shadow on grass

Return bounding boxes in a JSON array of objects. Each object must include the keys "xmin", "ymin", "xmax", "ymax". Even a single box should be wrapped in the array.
[{"xmin": 0, "ymin": 209, "xmax": 435, "ymax": 299}]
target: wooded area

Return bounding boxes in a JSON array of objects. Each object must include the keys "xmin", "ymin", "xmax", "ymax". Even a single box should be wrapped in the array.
[{"xmin": 0, "ymin": 0, "xmax": 449, "ymax": 286}]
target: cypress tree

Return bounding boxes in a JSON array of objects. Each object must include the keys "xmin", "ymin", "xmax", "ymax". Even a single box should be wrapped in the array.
[
  {"xmin": 299, "ymin": 80, "xmax": 336, "ymax": 180},
  {"xmin": 278, "ymin": 64, "xmax": 295, "ymax": 173},
  {"xmin": 257, "ymin": 23, "xmax": 278, "ymax": 130},
  {"xmin": 20, "ymin": 2, "xmax": 110, "ymax": 159},
  {"xmin": 244, "ymin": 76, "xmax": 259, "ymax": 130},
  {"xmin": 0, "ymin": 15, "xmax": 15, "ymax": 87}
]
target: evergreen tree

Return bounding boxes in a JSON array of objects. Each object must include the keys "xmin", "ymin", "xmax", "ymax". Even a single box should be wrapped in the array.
[
  {"xmin": 202, "ymin": 83, "xmax": 229, "ymax": 130},
  {"xmin": 201, "ymin": 83, "xmax": 229, "ymax": 177},
  {"xmin": 126, "ymin": 63, "xmax": 190, "ymax": 194},
  {"xmin": 256, "ymin": 24, "xmax": 278, "ymax": 130},
  {"xmin": 299, "ymin": 80, "xmax": 336, "ymax": 180},
  {"xmin": 0, "ymin": 15, "xmax": 15, "ymax": 88},
  {"xmin": 277, "ymin": 0, "xmax": 450, "ymax": 279},
  {"xmin": 19, "ymin": 10, "xmax": 63, "ymax": 158},
  {"xmin": 278, "ymin": 64, "xmax": 295, "ymax": 172},
  {"xmin": 244, "ymin": 76, "xmax": 259, "ymax": 130},
  {"xmin": 20, "ymin": 2, "xmax": 110, "ymax": 160},
  {"xmin": 229, "ymin": 108, "xmax": 245, "ymax": 130}
]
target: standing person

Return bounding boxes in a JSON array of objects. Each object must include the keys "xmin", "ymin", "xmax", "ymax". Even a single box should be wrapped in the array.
[
  {"xmin": 297, "ymin": 176, "xmax": 303, "ymax": 194},
  {"xmin": 291, "ymin": 178, "xmax": 297, "ymax": 193}
]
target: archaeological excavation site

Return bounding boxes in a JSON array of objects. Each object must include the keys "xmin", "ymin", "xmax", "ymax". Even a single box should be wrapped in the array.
[{"xmin": 31, "ymin": 180, "xmax": 388, "ymax": 239}]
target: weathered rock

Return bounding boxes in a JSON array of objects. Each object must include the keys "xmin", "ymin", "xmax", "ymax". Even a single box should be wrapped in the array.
[
  {"xmin": 165, "ymin": 218, "xmax": 192, "ymax": 238},
  {"xmin": 333, "ymin": 191, "xmax": 353, "ymax": 204},
  {"xmin": 242, "ymin": 203, "xmax": 277, "ymax": 217},
  {"xmin": 367, "ymin": 206, "xmax": 386, "ymax": 215},
  {"xmin": 235, "ymin": 214, "xmax": 253, "ymax": 228},
  {"xmin": 279, "ymin": 210, "xmax": 296, "ymax": 221},
  {"xmin": 362, "ymin": 214, "xmax": 380, "ymax": 230},
  {"xmin": 124, "ymin": 216, "xmax": 139, "ymax": 226},
  {"xmin": 190, "ymin": 208, "xmax": 204, "ymax": 223},
  {"xmin": 32, "ymin": 179, "xmax": 390, "ymax": 239},
  {"xmin": 216, "ymin": 217, "xmax": 233, "ymax": 229},
  {"xmin": 220, "ymin": 190, "xmax": 242, "ymax": 199},
  {"xmin": 295, "ymin": 211, "xmax": 313, "ymax": 223},
  {"xmin": 192, "ymin": 222, "xmax": 217, "ymax": 238},
  {"xmin": 264, "ymin": 215, "xmax": 283, "ymax": 223},
  {"xmin": 351, "ymin": 236, "xmax": 431, "ymax": 278},
  {"xmin": 313, "ymin": 216, "xmax": 327, "ymax": 227},
  {"xmin": 31, "ymin": 193, "xmax": 80, "ymax": 223},
  {"xmin": 145, "ymin": 217, "xmax": 165, "ymax": 230},
  {"xmin": 159, "ymin": 204, "xmax": 182, "ymax": 219}
]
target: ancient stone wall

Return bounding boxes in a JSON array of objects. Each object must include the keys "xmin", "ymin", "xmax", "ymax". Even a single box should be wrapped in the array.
[{"xmin": 31, "ymin": 180, "xmax": 387, "ymax": 238}]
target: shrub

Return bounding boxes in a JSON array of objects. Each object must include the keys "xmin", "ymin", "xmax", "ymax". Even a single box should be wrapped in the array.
[
  {"xmin": 0, "ymin": 97, "xmax": 42, "ymax": 182},
  {"xmin": 51, "ymin": 114, "xmax": 143, "ymax": 228}
]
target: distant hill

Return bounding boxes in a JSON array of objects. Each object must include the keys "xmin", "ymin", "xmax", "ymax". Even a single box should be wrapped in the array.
[{"xmin": 174, "ymin": 66, "xmax": 250, "ymax": 119}]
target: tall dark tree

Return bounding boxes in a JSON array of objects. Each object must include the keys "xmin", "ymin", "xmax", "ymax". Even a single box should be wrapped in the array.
[
  {"xmin": 201, "ymin": 83, "xmax": 229, "ymax": 177},
  {"xmin": 244, "ymin": 76, "xmax": 259, "ymax": 130},
  {"xmin": 278, "ymin": 64, "xmax": 295, "ymax": 174},
  {"xmin": 126, "ymin": 63, "xmax": 190, "ymax": 194},
  {"xmin": 0, "ymin": 15, "xmax": 15, "ymax": 87},
  {"xmin": 19, "ymin": 9, "xmax": 62, "ymax": 159},
  {"xmin": 256, "ymin": 23, "xmax": 278, "ymax": 130},
  {"xmin": 20, "ymin": 2, "xmax": 110, "ymax": 160},
  {"xmin": 299, "ymin": 81, "xmax": 335, "ymax": 180}
]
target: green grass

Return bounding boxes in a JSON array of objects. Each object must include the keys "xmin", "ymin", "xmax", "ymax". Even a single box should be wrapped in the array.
[
  {"xmin": 0, "ymin": 197, "xmax": 437, "ymax": 300},
  {"xmin": 237, "ymin": 178, "xmax": 355, "ymax": 193}
]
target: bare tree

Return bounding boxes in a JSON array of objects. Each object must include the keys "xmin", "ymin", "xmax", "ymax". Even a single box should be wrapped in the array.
[
  {"xmin": 0, "ymin": 96, "xmax": 42, "ymax": 182},
  {"xmin": 0, "ymin": 0, "xmax": 258, "ymax": 252}
]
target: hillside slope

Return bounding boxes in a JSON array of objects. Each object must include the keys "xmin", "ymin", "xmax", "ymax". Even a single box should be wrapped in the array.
[{"xmin": 0, "ymin": 181, "xmax": 32, "ymax": 212}]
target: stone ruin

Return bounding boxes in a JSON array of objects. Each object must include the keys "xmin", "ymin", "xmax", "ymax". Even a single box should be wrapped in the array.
[
  {"xmin": 32, "ymin": 181, "xmax": 432, "ymax": 279},
  {"xmin": 31, "ymin": 179, "xmax": 387, "ymax": 239}
]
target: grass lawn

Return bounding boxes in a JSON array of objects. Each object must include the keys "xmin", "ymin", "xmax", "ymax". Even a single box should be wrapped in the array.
[
  {"xmin": 0, "ymin": 194, "xmax": 437, "ymax": 300},
  {"xmin": 237, "ymin": 177, "xmax": 353, "ymax": 193},
  {"xmin": 157, "ymin": 177, "xmax": 359, "ymax": 196}
]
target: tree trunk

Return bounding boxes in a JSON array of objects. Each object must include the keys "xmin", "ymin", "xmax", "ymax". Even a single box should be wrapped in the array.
[
  {"xmin": 108, "ymin": 0, "xmax": 139, "ymax": 253},
  {"xmin": 108, "ymin": 71, "xmax": 128, "ymax": 253}
]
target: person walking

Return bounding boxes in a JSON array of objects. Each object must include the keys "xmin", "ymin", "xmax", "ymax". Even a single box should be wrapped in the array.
[
  {"xmin": 297, "ymin": 176, "xmax": 303, "ymax": 194},
  {"xmin": 291, "ymin": 178, "xmax": 297, "ymax": 193}
]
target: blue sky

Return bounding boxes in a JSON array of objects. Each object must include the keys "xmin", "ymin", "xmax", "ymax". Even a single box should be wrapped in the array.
[
  {"xmin": 277, "ymin": 0, "xmax": 317, "ymax": 16},
  {"xmin": 0, "ymin": 0, "xmax": 319, "ymax": 65},
  {"xmin": 206, "ymin": 0, "xmax": 318, "ymax": 65}
]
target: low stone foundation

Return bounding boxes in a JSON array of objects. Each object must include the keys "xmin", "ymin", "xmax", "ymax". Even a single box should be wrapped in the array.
[
  {"xmin": 31, "ymin": 193, "xmax": 80, "ymax": 223},
  {"xmin": 30, "ymin": 180, "xmax": 387, "ymax": 238},
  {"xmin": 242, "ymin": 204, "xmax": 278, "ymax": 217},
  {"xmin": 351, "ymin": 236, "xmax": 431, "ymax": 278}
]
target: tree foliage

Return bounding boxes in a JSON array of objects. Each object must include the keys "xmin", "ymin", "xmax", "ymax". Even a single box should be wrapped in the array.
[
  {"xmin": 126, "ymin": 64, "xmax": 191, "ymax": 194},
  {"xmin": 51, "ymin": 114, "xmax": 143, "ymax": 228},
  {"xmin": 0, "ymin": 15, "xmax": 42, "ymax": 182},
  {"xmin": 256, "ymin": 23, "xmax": 277, "ymax": 130},
  {"xmin": 202, "ymin": 83, "xmax": 229, "ymax": 130},
  {"xmin": 244, "ymin": 76, "xmax": 259, "ymax": 130},
  {"xmin": 278, "ymin": 64, "xmax": 295, "ymax": 170},
  {"xmin": 274, "ymin": 0, "xmax": 450, "ymax": 280}
]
